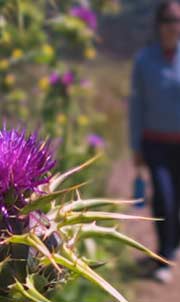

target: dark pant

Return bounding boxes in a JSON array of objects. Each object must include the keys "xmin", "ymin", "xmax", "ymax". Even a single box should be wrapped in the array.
[{"xmin": 143, "ymin": 140, "xmax": 180, "ymax": 260}]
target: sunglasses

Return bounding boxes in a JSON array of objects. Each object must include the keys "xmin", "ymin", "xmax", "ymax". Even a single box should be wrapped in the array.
[{"xmin": 160, "ymin": 16, "xmax": 180, "ymax": 24}]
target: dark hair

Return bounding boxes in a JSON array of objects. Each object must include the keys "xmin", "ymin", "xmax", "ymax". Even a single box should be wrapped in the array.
[{"xmin": 155, "ymin": 0, "xmax": 180, "ymax": 28}]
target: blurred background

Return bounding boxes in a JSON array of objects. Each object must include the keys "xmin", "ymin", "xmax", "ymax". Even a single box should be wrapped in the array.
[{"xmin": 0, "ymin": 0, "xmax": 178, "ymax": 301}]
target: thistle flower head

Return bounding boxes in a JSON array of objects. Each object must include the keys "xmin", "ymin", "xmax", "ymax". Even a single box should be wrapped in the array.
[
  {"xmin": 61, "ymin": 71, "xmax": 74, "ymax": 86},
  {"xmin": 49, "ymin": 72, "xmax": 60, "ymax": 85},
  {"xmin": 70, "ymin": 6, "xmax": 97, "ymax": 30},
  {"xmin": 0, "ymin": 127, "xmax": 55, "ymax": 221},
  {"xmin": 87, "ymin": 134, "xmax": 105, "ymax": 148},
  {"xmin": 49, "ymin": 71, "xmax": 74, "ymax": 87}
]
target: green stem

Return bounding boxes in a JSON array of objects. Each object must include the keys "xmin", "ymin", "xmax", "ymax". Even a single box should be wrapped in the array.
[{"xmin": 17, "ymin": 0, "xmax": 24, "ymax": 31}]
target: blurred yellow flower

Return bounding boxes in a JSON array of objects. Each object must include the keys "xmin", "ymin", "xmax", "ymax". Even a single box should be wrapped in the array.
[
  {"xmin": 4, "ymin": 74, "xmax": 16, "ymax": 86},
  {"xmin": 56, "ymin": 114, "xmax": 67, "ymax": 125},
  {"xmin": 42, "ymin": 44, "xmax": 54, "ymax": 57},
  {"xmin": 77, "ymin": 115, "xmax": 89, "ymax": 126},
  {"xmin": 0, "ymin": 59, "xmax": 9, "ymax": 71},
  {"xmin": 2, "ymin": 32, "xmax": 11, "ymax": 44},
  {"xmin": 84, "ymin": 47, "xmax": 96, "ymax": 59},
  {"xmin": 12, "ymin": 49, "xmax": 24, "ymax": 59},
  {"xmin": 8, "ymin": 89, "xmax": 26, "ymax": 102},
  {"xmin": 38, "ymin": 77, "xmax": 49, "ymax": 90}
]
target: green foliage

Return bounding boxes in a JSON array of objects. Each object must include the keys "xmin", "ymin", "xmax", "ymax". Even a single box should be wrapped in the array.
[{"xmin": 0, "ymin": 0, "xmax": 107, "ymax": 187}]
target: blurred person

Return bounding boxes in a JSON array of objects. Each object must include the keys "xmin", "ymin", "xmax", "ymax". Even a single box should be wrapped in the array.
[{"xmin": 129, "ymin": 0, "xmax": 180, "ymax": 283}]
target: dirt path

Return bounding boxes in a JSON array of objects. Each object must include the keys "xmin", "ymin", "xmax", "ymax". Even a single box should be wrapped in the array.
[{"xmin": 107, "ymin": 159, "xmax": 180, "ymax": 302}]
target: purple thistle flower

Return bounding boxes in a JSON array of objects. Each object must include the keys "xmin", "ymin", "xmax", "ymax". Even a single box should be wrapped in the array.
[
  {"xmin": 61, "ymin": 71, "xmax": 74, "ymax": 86},
  {"xmin": 0, "ymin": 127, "xmax": 55, "ymax": 227},
  {"xmin": 87, "ymin": 134, "xmax": 105, "ymax": 148},
  {"xmin": 49, "ymin": 72, "xmax": 60, "ymax": 85},
  {"xmin": 70, "ymin": 6, "xmax": 97, "ymax": 30}
]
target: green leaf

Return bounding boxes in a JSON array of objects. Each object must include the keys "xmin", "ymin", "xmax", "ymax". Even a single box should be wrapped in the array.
[
  {"xmin": 0, "ymin": 256, "xmax": 10, "ymax": 273},
  {"xmin": 50, "ymin": 154, "xmax": 101, "ymax": 191},
  {"xmin": 58, "ymin": 211, "xmax": 162, "ymax": 227},
  {"xmin": 41, "ymin": 248, "xmax": 128, "ymax": 302},
  {"xmin": 60, "ymin": 198, "xmax": 140, "ymax": 214},
  {"xmin": 21, "ymin": 182, "xmax": 86, "ymax": 215},
  {"xmin": 10, "ymin": 277, "xmax": 51, "ymax": 302},
  {"xmin": 81, "ymin": 257, "xmax": 106, "ymax": 269},
  {"xmin": 5, "ymin": 233, "xmax": 62, "ymax": 274},
  {"xmin": 78, "ymin": 224, "xmax": 172, "ymax": 265}
]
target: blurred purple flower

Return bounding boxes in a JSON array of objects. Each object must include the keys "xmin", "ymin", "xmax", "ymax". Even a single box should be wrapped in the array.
[
  {"xmin": 80, "ymin": 79, "xmax": 93, "ymax": 89},
  {"xmin": 49, "ymin": 72, "xmax": 60, "ymax": 85},
  {"xmin": 70, "ymin": 6, "xmax": 97, "ymax": 30},
  {"xmin": 61, "ymin": 71, "xmax": 74, "ymax": 86},
  {"xmin": 87, "ymin": 134, "xmax": 105, "ymax": 148},
  {"xmin": 0, "ymin": 127, "xmax": 55, "ymax": 225}
]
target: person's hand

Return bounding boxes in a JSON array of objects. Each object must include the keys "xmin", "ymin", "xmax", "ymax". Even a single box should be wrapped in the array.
[{"xmin": 133, "ymin": 152, "xmax": 145, "ymax": 167}]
